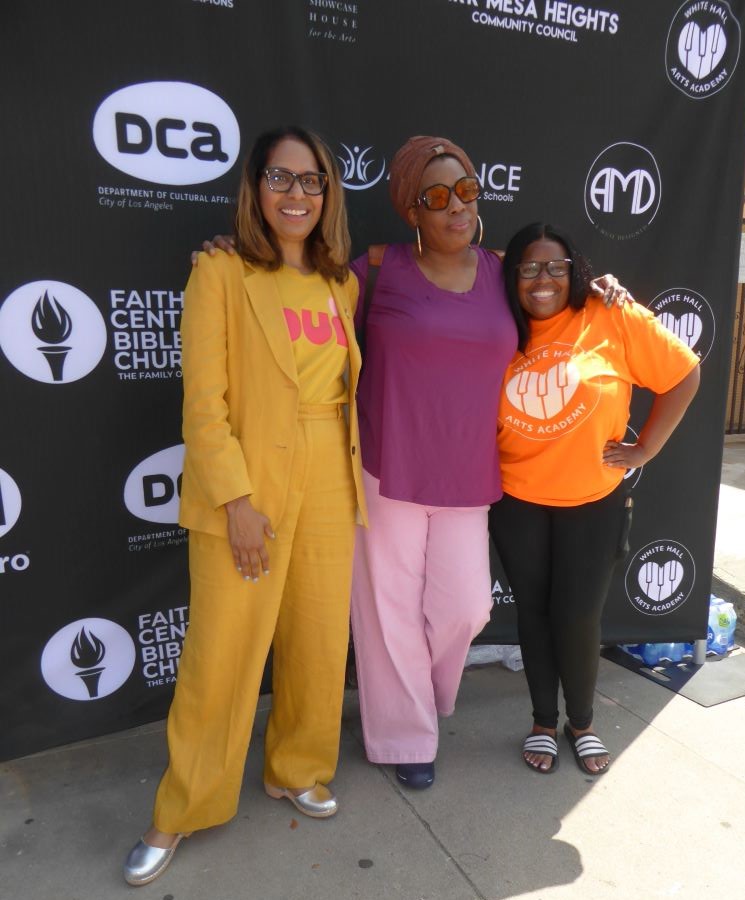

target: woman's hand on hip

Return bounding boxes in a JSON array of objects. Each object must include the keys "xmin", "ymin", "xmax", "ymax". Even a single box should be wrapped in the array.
[
  {"xmin": 603, "ymin": 440, "xmax": 649, "ymax": 470},
  {"xmin": 224, "ymin": 496, "xmax": 275, "ymax": 582}
]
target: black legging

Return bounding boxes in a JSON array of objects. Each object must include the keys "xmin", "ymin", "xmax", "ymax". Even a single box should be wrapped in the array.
[{"xmin": 488, "ymin": 484, "xmax": 626, "ymax": 730}]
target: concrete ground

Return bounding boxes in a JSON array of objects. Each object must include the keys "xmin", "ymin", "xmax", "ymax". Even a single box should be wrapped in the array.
[{"xmin": 2, "ymin": 436, "xmax": 744, "ymax": 900}]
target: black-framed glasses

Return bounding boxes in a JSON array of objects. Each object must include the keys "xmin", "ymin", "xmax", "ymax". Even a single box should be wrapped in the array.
[
  {"xmin": 415, "ymin": 175, "xmax": 481, "ymax": 211},
  {"xmin": 262, "ymin": 167, "xmax": 328, "ymax": 195},
  {"xmin": 517, "ymin": 259, "xmax": 572, "ymax": 279}
]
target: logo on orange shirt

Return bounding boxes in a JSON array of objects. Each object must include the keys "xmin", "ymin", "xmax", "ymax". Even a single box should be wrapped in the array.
[{"xmin": 501, "ymin": 343, "xmax": 600, "ymax": 441}]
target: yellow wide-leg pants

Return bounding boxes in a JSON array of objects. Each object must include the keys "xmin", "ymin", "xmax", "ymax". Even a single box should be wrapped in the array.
[{"xmin": 154, "ymin": 406, "xmax": 357, "ymax": 833}]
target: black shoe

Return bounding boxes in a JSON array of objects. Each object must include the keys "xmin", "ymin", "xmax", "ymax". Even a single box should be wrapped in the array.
[{"xmin": 395, "ymin": 762, "xmax": 435, "ymax": 789}]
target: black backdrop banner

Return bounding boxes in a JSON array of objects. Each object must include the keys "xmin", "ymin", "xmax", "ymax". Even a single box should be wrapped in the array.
[{"xmin": 2, "ymin": 0, "xmax": 744, "ymax": 761}]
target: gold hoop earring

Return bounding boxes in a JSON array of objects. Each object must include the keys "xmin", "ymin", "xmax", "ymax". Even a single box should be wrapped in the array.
[
  {"xmin": 476, "ymin": 215, "xmax": 484, "ymax": 247},
  {"xmin": 416, "ymin": 225, "xmax": 423, "ymax": 257}
]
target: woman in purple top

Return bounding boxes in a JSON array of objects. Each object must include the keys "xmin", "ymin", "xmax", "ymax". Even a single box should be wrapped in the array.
[{"xmin": 350, "ymin": 136, "xmax": 517, "ymax": 789}]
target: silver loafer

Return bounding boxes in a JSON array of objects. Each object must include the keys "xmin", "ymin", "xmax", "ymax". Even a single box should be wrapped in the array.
[
  {"xmin": 264, "ymin": 782, "xmax": 338, "ymax": 818},
  {"xmin": 123, "ymin": 832, "xmax": 189, "ymax": 886}
]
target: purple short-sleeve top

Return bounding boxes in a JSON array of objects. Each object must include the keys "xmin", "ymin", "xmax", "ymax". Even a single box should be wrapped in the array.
[{"xmin": 352, "ymin": 243, "xmax": 517, "ymax": 507}]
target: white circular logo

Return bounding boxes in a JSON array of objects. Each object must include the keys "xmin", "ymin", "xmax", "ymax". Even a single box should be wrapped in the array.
[
  {"xmin": 124, "ymin": 444, "xmax": 185, "ymax": 523},
  {"xmin": 584, "ymin": 143, "xmax": 661, "ymax": 240},
  {"xmin": 0, "ymin": 281, "xmax": 107, "ymax": 384},
  {"xmin": 666, "ymin": 2, "xmax": 741, "ymax": 99},
  {"xmin": 41, "ymin": 618, "xmax": 136, "ymax": 701},
  {"xmin": 648, "ymin": 288, "xmax": 715, "ymax": 363},
  {"xmin": 624, "ymin": 540, "xmax": 696, "ymax": 616},
  {"xmin": 337, "ymin": 143, "xmax": 386, "ymax": 191},
  {"xmin": 93, "ymin": 81, "xmax": 240, "ymax": 185},
  {"xmin": 0, "ymin": 468, "xmax": 22, "ymax": 538}
]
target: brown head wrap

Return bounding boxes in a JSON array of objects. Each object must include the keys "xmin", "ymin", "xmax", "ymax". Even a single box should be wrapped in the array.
[{"xmin": 388, "ymin": 135, "xmax": 477, "ymax": 223}]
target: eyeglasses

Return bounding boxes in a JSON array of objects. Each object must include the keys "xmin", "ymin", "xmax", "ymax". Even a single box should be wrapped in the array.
[
  {"xmin": 517, "ymin": 259, "xmax": 572, "ymax": 279},
  {"xmin": 415, "ymin": 175, "xmax": 481, "ymax": 211},
  {"xmin": 262, "ymin": 167, "xmax": 328, "ymax": 195}
]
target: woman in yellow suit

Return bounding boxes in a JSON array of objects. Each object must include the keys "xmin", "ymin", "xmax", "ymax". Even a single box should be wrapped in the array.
[{"xmin": 124, "ymin": 126, "xmax": 367, "ymax": 886}]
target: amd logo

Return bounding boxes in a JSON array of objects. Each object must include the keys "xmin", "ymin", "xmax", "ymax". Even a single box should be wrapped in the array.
[
  {"xmin": 584, "ymin": 142, "xmax": 661, "ymax": 239},
  {"xmin": 93, "ymin": 82, "xmax": 240, "ymax": 186}
]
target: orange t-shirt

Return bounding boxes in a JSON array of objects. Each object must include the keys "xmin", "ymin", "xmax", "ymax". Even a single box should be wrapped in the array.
[
  {"xmin": 276, "ymin": 266, "xmax": 349, "ymax": 405},
  {"xmin": 497, "ymin": 297, "xmax": 699, "ymax": 506}
]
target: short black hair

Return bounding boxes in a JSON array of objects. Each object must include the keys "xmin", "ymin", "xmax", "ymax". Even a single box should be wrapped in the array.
[{"xmin": 502, "ymin": 222, "xmax": 595, "ymax": 353}]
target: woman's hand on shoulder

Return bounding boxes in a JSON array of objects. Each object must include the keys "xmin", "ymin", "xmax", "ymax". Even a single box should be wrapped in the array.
[
  {"xmin": 590, "ymin": 274, "xmax": 634, "ymax": 309},
  {"xmin": 191, "ymin": 234, "xmax": 237, "ymax": 266},
  {"xmin": 224, "ymin": 496, "xmax": 275, "ymax": 582},
  {"xmin": 602, "ymin": 439, "xmax": 649, "ymax": 470}
]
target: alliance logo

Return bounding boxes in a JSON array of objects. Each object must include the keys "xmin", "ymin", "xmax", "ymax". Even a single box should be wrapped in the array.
[
  {"xmin": 0, "ymin": 281, "xmax": 107, "ymax": 384},
  {"xmin": 41, "ymin": 618, "xmax": 136, "ymax": 701},
  {"xmin": 93, "ymin": 82, "xmax": 240, "ymax": 185},
  {"xmin": 625, "ymin": 540, "xmax": 696, "ymax": 616},
  {"xmin": 648, "ymin": 288, "xmax": 715, "ymax": 363},
  {"xmin": 0, "ymin": 467, "xmax": 22, "ymax": 539},
  {"xmin": 124, "ymin": 444, "xmax": 185, "ymax": 524},
  {"xmin": 584, "ymin": 142, "xmax": 661, "ymax": 240},
  {"xmin": 666, "ymin": 2, "xmax": 741, "ymax": 99},
  {"xmin": 337, "ymin": 143, "xmax": 386, "ymax": 191}
]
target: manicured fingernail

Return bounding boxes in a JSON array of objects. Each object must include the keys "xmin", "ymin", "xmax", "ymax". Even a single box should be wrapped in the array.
[
  {"xmin": 237, "ymin": 566, "xmax": 242, "ymax": 572},
  {"xmin": 252, "ymin": 577, "xmax": 259, "ymax": 583},
  {"xmin": 263, "ymin": 569, "xmax": 270, "ymax": 576}
]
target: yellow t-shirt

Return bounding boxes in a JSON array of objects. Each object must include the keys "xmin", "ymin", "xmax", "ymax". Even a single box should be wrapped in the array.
[
  {"xmin": 497, "ymin": 297, "xmax": 699, "ymax": 506},
  {"xmin": 276, "ymin": 266, "xmax": 349, "ymax": 404}
]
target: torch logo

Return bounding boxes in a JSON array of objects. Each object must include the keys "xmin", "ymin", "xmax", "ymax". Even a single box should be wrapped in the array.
[
  {"xmin": 41, "ymin": 618, "xmax": 136, "ymax": 701},
  {"xmin": 32, "ymin": 291, "xmax": 73, "ymax": 381},
  {"xmin": 337, "ymin": 143, "xmax": 386, "ymax": 191},
  {"xmin": 0, "ymin": 280, "xmax": 107, "ymax": 384}
]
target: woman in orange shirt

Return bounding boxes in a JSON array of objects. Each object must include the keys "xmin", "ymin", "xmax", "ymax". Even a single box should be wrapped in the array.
[{"xmin": 489, "ymin": 222, "xmax": 700, "ymax": 776}]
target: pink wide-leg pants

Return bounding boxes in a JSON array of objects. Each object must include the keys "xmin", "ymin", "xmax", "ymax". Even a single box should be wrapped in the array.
[{"xmin": 351, "ymin": 470, "xmax": 493, "ymax": 764}]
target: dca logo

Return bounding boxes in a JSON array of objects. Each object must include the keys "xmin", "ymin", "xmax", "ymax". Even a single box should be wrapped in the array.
[
  {"xmin": 124, "ymin": 444, "xmax": 184, "ymax": 524},
  {"xmin": 337, "ymin": 143, "xmax": 386, "ymax": 191},
  {"xmin": 584, "ymin": 142, "xmax": 661, "ymax": 240},
  {"xmin": 666, "ymin": 2, "xmax": 741, "ymax": 99},
  {"xmin": 648, "ymin": 288, "xmax": 715, "ymax": 363},
  {"xmin": 625, "ymin": 540, "xmax": 696, "ymax": 616},
  {"xmin": 0, "ymin": 281, "xmax": 107, "ymax": 384},
  {"xmin": 93, "ymin": 82, "xmax": 240, "ymax": 185},
  {"xmin": 41, "ymin": 618, "xmax": 136, "ymax": 701}
]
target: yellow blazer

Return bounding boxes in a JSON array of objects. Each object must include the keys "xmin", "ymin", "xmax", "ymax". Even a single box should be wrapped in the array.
[{"xmin": 178, "ymin": 252, "xmax": 367, "ymax": 537}]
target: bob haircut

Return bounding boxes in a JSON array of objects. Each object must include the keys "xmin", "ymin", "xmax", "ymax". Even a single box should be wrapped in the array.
[
  {"xmin": 502, "ymin": 222, "xmax": 595, "ymax": 353},
  {"xmin": 234, "ymin": 125, "xmax": 350, "ymax": 282}
]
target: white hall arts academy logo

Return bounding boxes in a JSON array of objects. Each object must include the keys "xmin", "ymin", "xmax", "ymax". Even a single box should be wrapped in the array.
[
  {"xmin": 0, "ymin": 281, "xmax": 107, "ymax": 384},
  {"xmin": 625, "ymin": 540, "xmax": 696, "ymax": 616},
  {"xmin": 501, "ymin": 342, "xmax": 601, "ymax": 440},
  {"xmin": 666, "ymin": 1, "xmax": 741, "ymax": 99}
]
